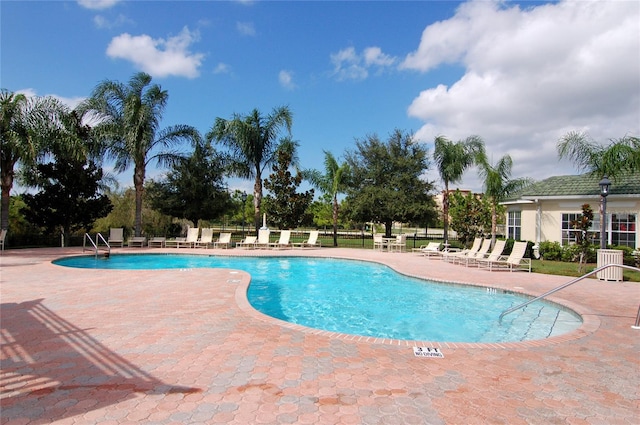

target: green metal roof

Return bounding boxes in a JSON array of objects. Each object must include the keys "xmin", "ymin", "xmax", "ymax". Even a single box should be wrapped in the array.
[{"xmin": 509, "ymin": 172, "xmax": 640, "ymax": 199}]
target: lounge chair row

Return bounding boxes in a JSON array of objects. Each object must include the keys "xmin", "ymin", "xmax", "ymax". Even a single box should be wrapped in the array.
[
  {"xmin": 107, "ymin": 227, "xmax": 322, "ymax": 249},
  {"xmin": 413, "ymin": 238, "xmax": 531, "ymax": 272}
]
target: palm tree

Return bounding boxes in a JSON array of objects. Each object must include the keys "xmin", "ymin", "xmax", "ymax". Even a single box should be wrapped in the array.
[
  {"xmin": 305, "ymin": 151, "xmax": 350, "ymax": 246},
  {"xmin": 477, "ymin": 154, "xmax": 531, "ymax": 246},
  {"xmin": 80, "ymin": 72, "xmax": 201, "ymax": 236},
  {"xmin": 0, "ymin": 90, "xmax": 68, "ymax": 230},
  {"xmin": 207, "ymin": 106, "xmax": 293, "ymax": 230},
  {"xmin": 557, "ymin": 132, "xmax": 640, "ymax": 178},
  {"xmin": 433, "ymin": 135, "xmax": 485, "ymax": 246}
]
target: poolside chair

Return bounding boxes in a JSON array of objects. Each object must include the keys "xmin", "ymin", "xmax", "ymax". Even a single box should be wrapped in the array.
[
  {"xmin": 255, "ymin": 229, "xmax": 271, "ymax": 249},
  {"xmin": 213, "ymin": 232, "xmax": 232, "ymax": 249},
  {"xmin": 373, "ymin": 234, "xmax": 387, "ymax": 251},
  {"xmin": 177, "ymin": 227, "xmax": 199, "ymax": 248},
  {"xmin": 194, "ymin": 228, "xmax": 214, "ymax": 249},
  {"xmin": 128, "ymin": 236, "xmax": 147, "ymax": 247},
  {"xmin": 412, "ymin": 242, "xmax": 442, "ymax": 258},
  {"xmin": 236, "ymin": 235, "xmax": 257, "ymax": 249},
  {"xmin": 455, "ymin": 238, "xmax": 491, "ymax": 266},
  {"xmin": 293, "ymin": 230, "xmax": 321, "ymax": 248},
  {"xmin": 441, "ymin": 237, "xmax": 482, "ymax": 263},
  {"xmin": 467, "ymin": 239, "xmax": 506, "ymax": 267},
  {"xmin": 269, "ymin": 230, "xmax": 292, "ymax": 249},
  {"xmin": 148, "ymin": 237, "xmax": 166, "ymax": 248},
  {"xmin": 0, "ymin": 229, "xmax": 6, "ymax": 252},
  {"xmin": 388, "ymin": 234, "xmax": 407, "ymax": 252},
  {"xmin": 477, "ymin": 241, "xmax": 531, "ymax": 272},
  {"xmin": 108, "ymin": 228, "xmax": 124, "ymax": 247}
]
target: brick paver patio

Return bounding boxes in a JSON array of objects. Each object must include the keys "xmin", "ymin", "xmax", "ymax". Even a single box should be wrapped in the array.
[{"xmin": 1, "ymin": 247, "xmax": 638, "ymax": 424}]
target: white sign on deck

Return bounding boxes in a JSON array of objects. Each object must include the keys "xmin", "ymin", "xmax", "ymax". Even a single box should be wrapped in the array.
[{"xmin": 413, "ymin": 347, "xmax": 444, "ymax": 358}]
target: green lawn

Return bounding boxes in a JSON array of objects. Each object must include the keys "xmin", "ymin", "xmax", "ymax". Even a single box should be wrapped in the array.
[{"xmin": 531, "ymin": 259, "xmax": 640, "ymax": 282}]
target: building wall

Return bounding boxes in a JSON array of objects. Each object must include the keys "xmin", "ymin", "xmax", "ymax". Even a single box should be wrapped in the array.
[{"xmin": 507, "ymin": 196, "xmax": 639, "ymax": 248}]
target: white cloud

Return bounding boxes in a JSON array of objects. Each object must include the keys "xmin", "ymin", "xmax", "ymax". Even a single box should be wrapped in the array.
[
  {"xmin": 401, "ymin": 0, "xmax": 640, "ymax": 190},
  {"xmin": 106, "ymin": 27, "xmax": 205, "ymax": 78},
  {"xmin": 279, "ymin": 70, "xmax": 296, "ymax": 90},
  {"xmin": 93, "ymin": 14, "xmax": 132, "ymax": 29},
  {"xmin": 213, "ymin": 62, "xmax": 232, "ymax": 75},
  {"xmin": 236, "ymin": 21, "xmax": 256, "ymax": 36},
  {"xmin": 77, "ymin": 0, "xmax": 121, "ymax": 10},
  {"xmin": 330, "ymin": 46, "xmax": 396, "ymax": 81}
]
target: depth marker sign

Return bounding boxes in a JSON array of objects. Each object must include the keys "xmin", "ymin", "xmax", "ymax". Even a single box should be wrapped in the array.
[{"xmin": 413, "ymin": 347, "xmax": 444, "ymax": 358}]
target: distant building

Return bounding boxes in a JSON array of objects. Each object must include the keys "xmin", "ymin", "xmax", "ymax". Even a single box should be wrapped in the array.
[{"xmin": 502, "ymin": 173, "xmax": 639, "ymax": 249}]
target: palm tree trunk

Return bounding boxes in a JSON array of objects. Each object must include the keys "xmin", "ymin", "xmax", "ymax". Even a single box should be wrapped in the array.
[
  {"xmin": 134, "ymin": 165, "xmax": 145, "ymax": 237},
  {"xmin": 442, "ymin": 182, "xmax": 449, "ymax": 245},
  {"xmin": 332, "ymin": 195, "xmax": 338, "ymax": 247},
  {"xmin": 0, "ymin": 161, "xmax": 14, "ymax": 230},
  {"xmin": 253, "ymin": 176, "xmax": 262, "ymax": 231},
  {"xmin": 491, "ymin": 202, "xmax": 497, "ymax": 246}
]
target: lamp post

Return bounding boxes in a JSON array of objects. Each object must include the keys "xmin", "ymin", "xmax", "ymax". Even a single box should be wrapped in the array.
[
  {"xmin": 241, "ymin": 191, "xmax": 248, "ymax": 238},
  {"xmin": 598, "ymin": 175, "xmax": 611, "ymax": 249}
]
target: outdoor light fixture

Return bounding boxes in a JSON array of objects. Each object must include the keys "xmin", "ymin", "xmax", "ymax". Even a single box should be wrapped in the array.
[{"xmin": 599, "ymin": 175, "xmax": 611, "ymax": 249}]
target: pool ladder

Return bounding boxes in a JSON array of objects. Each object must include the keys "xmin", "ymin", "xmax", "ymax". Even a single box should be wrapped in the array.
[
  {"xmin": 500, "ymin": 263, "xmax": 640, "ymax": 330},
  {"xmin": 83, "ymin": 233, "xmax": 111, "ymax": 258}
]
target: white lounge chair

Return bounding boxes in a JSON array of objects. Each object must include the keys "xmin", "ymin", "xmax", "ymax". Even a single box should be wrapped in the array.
[
  {"xmin": 412, "ymin": 242, "xmax": 442, "ymax": 258},
  {"xmin": 148, "ymin": 237, "xmax": 166, "ymax": 248},
  {"xmin": 236, "ymin": 235, "xmax": 257, "ymax": 249},
  {"xmin": 455, "ymin": 238, "xmax": 491, "ymax": 266},
  {"xmin": 269, "ymin": 230, "xmax": 292, "ymax": 249},
  {"xmin": 255, "ymin": 229, "xmax": 271, "ymax": 249},
  {"xmin": 442, "ymin": 237, "xmax": 482, "ymax": 263},
  {"xmin": 0, "ymin": 229, "xmax": 6, "ymax": 252},
  {"xmin": 213, "ymin": 232, "xmax": 232, "ymax": 249},
  {"xmin": 128, "ymin": 236, "xmax": 147, "ymax": 247},
  {"xmin": 176, "ymin": 227, "xmax": 199, "ymax": 248},
  {"xmin": 293, "ymin": 230, "xmax": 321, "ymax": 248},
  {"xmin": 477, "ymin": 241, "xmax": 531, "ymax": 272},
  {"xmin": 194, "ymin": 228, "xmax": 214, "ymax": 248},
  {"xmin": 108, "ymin": 228, "xmax": 124, "ymax": 247},
  {"xmin": 468, "ymin": 239, "xmax": 506, "ymax": 267}
]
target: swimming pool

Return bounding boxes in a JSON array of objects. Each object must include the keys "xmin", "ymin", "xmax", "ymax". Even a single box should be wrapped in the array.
[{"xmin": 54, "ymin": 254, "xmax": 582, "ymax": 343}]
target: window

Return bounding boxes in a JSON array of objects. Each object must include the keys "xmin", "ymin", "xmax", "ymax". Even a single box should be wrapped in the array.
[
  {"xmin": 561, "ymin": 213, "xmax": 599, "ymax": 246},
  {"xmin": 507, "ymin": 211, "xmax": 521, "ymax": 240},
  {"xmin": 611, "ymin": 214, "xmax": 636, "ymax": 248}
]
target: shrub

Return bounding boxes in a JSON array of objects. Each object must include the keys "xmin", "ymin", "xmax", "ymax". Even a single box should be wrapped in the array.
[{"xmin": 539, "ymin": 241, "xmax": 563, "ymax": 261}]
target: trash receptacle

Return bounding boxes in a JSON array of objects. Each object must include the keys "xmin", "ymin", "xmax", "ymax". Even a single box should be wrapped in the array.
[{"xmin": 597, "ymin": 249, "xmax": 623, "ymax": 281}]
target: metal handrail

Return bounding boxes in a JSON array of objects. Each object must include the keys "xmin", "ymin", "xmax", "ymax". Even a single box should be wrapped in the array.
[
  {"xmin": 83, "ymin": 233, "xmax": 97, "ymax": 253},
  {"xmin": 499, "ymin": 263, "xmax": 640, "ymax": 324},
  {"xmin": 82, "ymin": 232, "xmax": 111, "ymax": 258}
]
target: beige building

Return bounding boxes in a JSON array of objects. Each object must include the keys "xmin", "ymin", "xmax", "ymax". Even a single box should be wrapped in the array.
[{"xmin": 502, "ymin": 173, "xmax": 639, "ymax": 249}]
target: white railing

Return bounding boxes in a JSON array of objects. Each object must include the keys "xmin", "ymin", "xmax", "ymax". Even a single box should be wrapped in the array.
[
  {"xmin": 83, "ymin": 233, "xmax": 111, "ymax": 258},
  {"xmin": 500, "ymin": 263, "xmax": 640, "ymax": 330}
]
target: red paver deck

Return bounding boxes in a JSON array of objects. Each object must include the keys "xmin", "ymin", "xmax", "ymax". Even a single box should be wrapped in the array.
[{"xmin": 1, "ymin": 247, "xmax": 638, "ymax": 424}]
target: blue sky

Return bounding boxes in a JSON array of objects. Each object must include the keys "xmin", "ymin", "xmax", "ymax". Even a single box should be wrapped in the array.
[{"xmin": 3, "ymin": 0, "xmax": 639, "ymax": 195}]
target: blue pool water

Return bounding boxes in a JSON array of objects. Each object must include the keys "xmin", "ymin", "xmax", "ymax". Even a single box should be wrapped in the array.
[{"xmin": 54, "ymin": 254, "xmax": 582, "ymax": 343}]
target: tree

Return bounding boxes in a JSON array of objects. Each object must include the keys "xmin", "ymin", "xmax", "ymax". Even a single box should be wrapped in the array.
[
  {"xmin": 477, "ymin": 154, "xmax": 531, "ymax": 246},
  {"xmin": 344, "ymin": 129, "xmax": 438, "ymax": 237},
  {"xmin": 263, "ymin": 139, "xmax": 314, "ymax": 229},
  {"xmin": 305, "ymin": 151, "xmax": 350, "ymax": 246},
  {"xmin": 207, "ymin": 106, "xmax": 293, "ymax": 231},
  {"xmin": 448, "ymin": 190, "xmax": 492, "ymax": 246},
  {"xmin": 433, "ymin": 135, "xmax": 485, "ymax": 246},
  {"xmin": 79, "ymin": 72, "xmax": 200, "ymax": 236},
  {"xmin": 21, "ymin": 157, "xmax": 112, "ymax": 244},
  {"xmin": 0, "ymin": 90, "xmax": 70, "ymax": 230},
  {"xmin": 557, "ymin": 132, "xmax": 640, "ymax": 179},
  {"xmin": 570, "ymin": 203, "xmax": 594, "ymax": 273},
  {"xmin": 146, "ymin": 141, "xmax": 232, "ymax": 226}
]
